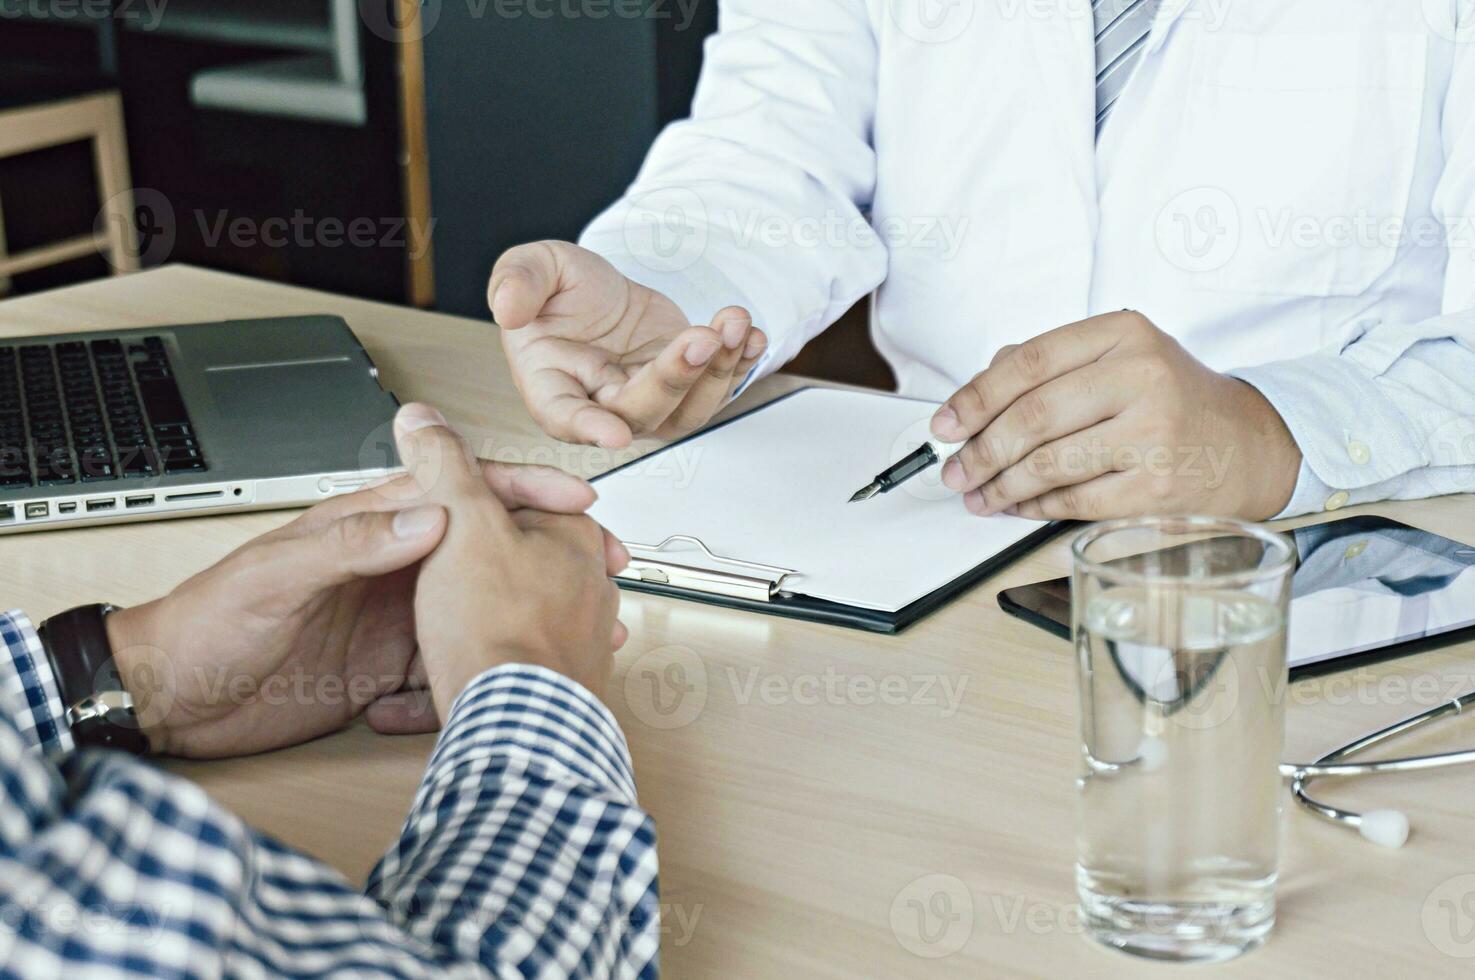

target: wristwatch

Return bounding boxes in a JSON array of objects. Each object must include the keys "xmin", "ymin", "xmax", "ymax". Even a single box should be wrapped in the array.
[{"xmin": 36, "ymin": 603, "xmax": 151, "ymax": 755}]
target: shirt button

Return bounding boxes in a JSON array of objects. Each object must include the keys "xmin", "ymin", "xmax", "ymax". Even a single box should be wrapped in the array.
[
  {"xmin": 1345, "ymin": 540, "xmax": 1368, "ymax": 560},
  {"xmin": 1325, "ymin": 491, "xmax": 1351, "ymax": 512},
  {"xmin": 1347, "ymin": 441, "xmax": 1371, "ymax": 465}
]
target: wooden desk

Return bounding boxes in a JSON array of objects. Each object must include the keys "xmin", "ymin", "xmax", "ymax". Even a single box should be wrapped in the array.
[{"xmin": 4, "ymin": 266, "xmax": 1475, "ymax": 977}]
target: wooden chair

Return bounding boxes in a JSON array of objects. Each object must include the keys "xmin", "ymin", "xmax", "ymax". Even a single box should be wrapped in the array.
[{"xmin": 0, "ymin": 66, "xmax": 138, "ymax": 295}]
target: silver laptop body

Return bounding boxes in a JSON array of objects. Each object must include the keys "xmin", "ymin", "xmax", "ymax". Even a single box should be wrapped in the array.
[{"xmin": 0, "ymin": 316, "xmax": 401, "ymax": 533}]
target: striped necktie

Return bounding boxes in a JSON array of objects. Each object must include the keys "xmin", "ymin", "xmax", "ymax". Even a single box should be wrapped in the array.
[{"xmin": 1095, "ymin": 0, "xmax": 1163, "ymax": 135}]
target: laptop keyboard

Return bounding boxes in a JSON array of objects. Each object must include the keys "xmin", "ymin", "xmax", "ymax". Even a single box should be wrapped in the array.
[{"xmin": 0, "ymin": 337, "xmax": 207, "ymax": 489}]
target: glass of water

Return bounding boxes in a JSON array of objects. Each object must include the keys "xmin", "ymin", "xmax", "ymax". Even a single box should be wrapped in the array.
[{"xmin": 1072, "ymin": 516, "xmax": 1296, "ymax": 963}]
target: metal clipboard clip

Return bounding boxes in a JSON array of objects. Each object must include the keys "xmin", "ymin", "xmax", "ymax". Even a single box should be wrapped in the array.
[{"xmin": 617, "ymin": 535, "xmax": 796, "ymax": 603}]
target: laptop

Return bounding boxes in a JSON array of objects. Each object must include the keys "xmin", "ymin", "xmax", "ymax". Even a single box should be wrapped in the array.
[{"xmin": 0, "ymin": 316, "xmax": 402, "ymax": 533}]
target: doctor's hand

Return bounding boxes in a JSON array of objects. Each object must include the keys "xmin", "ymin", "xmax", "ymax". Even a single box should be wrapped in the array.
[
  {"xmin": 931, "ymin": 312, "xmax": 1303, "ymax": 521},
  {"xmin": 491, "ymin": 241, "xmax": 767, "ymax": 447}
]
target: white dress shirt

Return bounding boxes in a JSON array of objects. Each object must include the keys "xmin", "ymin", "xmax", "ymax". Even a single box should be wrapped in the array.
[{"xmin": 580, "ymin": 0, "xmax": 1475, "ymax": 517}]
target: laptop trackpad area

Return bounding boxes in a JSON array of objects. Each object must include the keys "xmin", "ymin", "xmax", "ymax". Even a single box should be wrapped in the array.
[{"xmin": 198, "ymin": 362, "xmax": 395, "ymax": 478}]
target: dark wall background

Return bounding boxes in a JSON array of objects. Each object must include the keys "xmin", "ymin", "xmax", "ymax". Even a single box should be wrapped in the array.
[
  {"xmin": 423, "ymin": 2, "xmax": 719, "ymax": 319},
  {"xmin": 655, "ymin": 2, "xmax": 719, "ymax": 126}
]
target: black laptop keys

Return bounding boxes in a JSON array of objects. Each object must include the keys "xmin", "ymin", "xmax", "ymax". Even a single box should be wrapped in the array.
[{"xmin": 0, "ymin": 336, "xmax": 207, "ymax": 489}]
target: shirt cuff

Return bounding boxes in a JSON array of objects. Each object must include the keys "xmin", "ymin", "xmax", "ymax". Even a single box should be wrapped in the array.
[
  {"xmin": 1230, "ymin": 353, "xmax": 1426, "ymax": 517},
  {"xmin": 427, "ymin": 664, "xmax": 638, "ymax": 806},
  {"xmin": 0, "ymin": 611, "xmax": 74, "ymax": 755},
  {"xmin": 1272, "ymin": 460, "xmax": 1347, "ymax": 519}
]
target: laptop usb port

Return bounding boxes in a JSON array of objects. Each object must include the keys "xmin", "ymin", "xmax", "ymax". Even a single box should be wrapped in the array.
[
  {"xmin": 125, "ymin": 495, "xmax": 155, "ymax": 509},
  {"xmin": 0, "ymin": 506, "xmax": 13, "ymax": 523},
  {"xmin": 24, "ymin": 503, "xmax": 48, "ymax": 519},
  {"xmin": 86, "ymin": 498, "xmax": 116, "ymax": 512},
  {"xmin": 58, "ymin": 502, "xmax": 77, "ymax": 514}
]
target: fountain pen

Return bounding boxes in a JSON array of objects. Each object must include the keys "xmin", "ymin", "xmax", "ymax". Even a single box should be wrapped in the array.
[{"xmin": 849, "ymin": 438, "xmax": 967, "ymax": 502}]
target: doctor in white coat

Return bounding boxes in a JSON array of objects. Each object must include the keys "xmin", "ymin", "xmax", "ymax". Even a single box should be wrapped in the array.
[{"xmin": 488, "ymin": 0, "xmax": 1475, "ymax": 521}]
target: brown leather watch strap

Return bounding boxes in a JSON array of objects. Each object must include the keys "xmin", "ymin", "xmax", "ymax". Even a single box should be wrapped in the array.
[{"xmin": 37, "ymin": 604, "xmax": 150, "ymax": 755}]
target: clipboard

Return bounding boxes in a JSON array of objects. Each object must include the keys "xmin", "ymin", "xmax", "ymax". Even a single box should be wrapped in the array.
[{"xmin": 590, "ymin": 387, "xmax": 1065, "ymax": 634}]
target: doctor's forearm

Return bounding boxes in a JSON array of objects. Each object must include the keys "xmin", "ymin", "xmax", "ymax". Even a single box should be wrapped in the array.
[{"xmin": 579, "ymin": 0, "xmax": 887, "ymax": 382}]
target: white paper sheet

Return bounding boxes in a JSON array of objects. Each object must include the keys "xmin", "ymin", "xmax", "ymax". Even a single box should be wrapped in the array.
[{"xmin": 589, "ymin": 388, "xmax": 1048, "ymax": 613}]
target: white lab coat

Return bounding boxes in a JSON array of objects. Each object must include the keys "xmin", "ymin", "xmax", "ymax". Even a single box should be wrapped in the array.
[{"xmin": 581, "ymin": 0, "xmax": 1475, "ymax": 515}]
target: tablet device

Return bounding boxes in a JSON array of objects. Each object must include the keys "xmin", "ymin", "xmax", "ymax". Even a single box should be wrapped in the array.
[{"xmin": 997, "ymin": 515, "xmax": 1475, "ymax": 679}]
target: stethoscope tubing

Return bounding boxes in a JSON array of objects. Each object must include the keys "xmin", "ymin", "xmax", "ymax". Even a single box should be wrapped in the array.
[
  {"xmin": 1282, "ymin": 690, "xmax": 1475, "ymax": 836},
  {"xmin": 1287, "ymin": 747, "xmax": 1475, "ymax": 779}
]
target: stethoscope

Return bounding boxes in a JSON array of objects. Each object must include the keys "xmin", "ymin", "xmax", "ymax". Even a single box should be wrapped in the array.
[
  {"xmin": 1104, "ymin": 639, "xmax": 1475, "ymax": 851},
  {"xmin": 1280, "ymin": 689, "xmax": 1475, "ymax": 849}
]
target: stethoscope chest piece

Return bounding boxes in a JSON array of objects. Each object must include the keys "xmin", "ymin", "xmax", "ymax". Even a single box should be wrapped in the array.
[{"xmin": 1282, "ymin": 690, "xmax": 1475, "ymax": 848}]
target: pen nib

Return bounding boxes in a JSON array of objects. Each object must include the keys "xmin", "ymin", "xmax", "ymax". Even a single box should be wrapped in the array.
[{"xmin": 849, "ymin": 481, "xmax": 884, "ymax": 503}]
